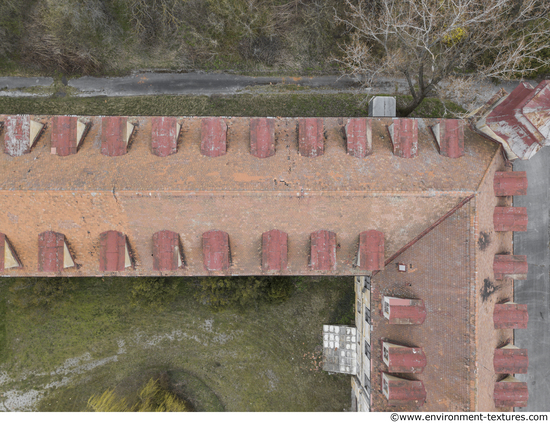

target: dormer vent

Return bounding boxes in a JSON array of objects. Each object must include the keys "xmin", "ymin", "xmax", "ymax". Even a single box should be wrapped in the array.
[
  {"xmin": 250, "ymin": 118, "xmax": 275, "ymax": 158},
  {"xmin": 0, "ymin": 233, "xmax": 23, "ymax": 271},
  {"xmin": 493, "ymin": 255, "xmax": 528, "ymax": 280},
  {"xmin": 356, "ymin": 230, "xmax": 384, "ymax": 271},
  {"xmin": 51, "ymin": 116, "xmax": 88, "ymax": 156},
  {"xmin": 298, "ymin": 118, "xmax": 324, "ymax": 157},
  {"xmin": 493, "ymin": 171, "xmax": 528, "ymax": 196},
  {"xmin": 381, "ymin": 373, "xmax": 426, "ymax": 406},
  {"xmin": 388, "ymin": 118, "xmax": 418, "ymax": 158},
  {"xmin": 494, "ymin": 375, "xmax": 529, "ymax": 408},
  {"xmin": 201, "ymin": 118, "xmax": 227, "ymax": 157},
  {"xmin": 345, "ymin": 118, "xmax": 372, "ymax": 158},
  {"xmin": 151, "ymin": 117, "xmax": 181, "ymax": 157},
  {"xmin": 101, "ymin": 117, "xmax": 135, "ymax": 157},
  {"xmin": 494, "ymin": 344, "xmax": 528, "ymax": 374},
  {"xmin": 310, "ymin": 230, "xmax": 337, "ymax": 271},
  {"xmin": 153, "ymin": 230, "xmax": 184, "ymax": 271},
  {"xmin": 99, "ymin": 230, "xmax": 133, "ymax": 271},
  {"xmin": 4, "ymin": 115, "xmax": 44, "ymax": 157},
  {"xmin": 382, "ymin": 296, "xmax": 426, "ymax": 325},
  {"xmin": 494, "ymin": 302, "xmax": 528, "ymax": 329},
  {"xmin": 494, "ymin": 207, "xmax": 528, "ymax": 232},
  {"xmin": 38, "ymin": 231, "xmax": 75, "ymax": 272},
  {"xmin": 382, "ymin": 341, "xmax": 427, "ymax": 374},
  {"xmin": 262, "ymin": 229, "xmax": 288, "ymax": 272},
  {"xmin": 430, "ymin": 119, "xmax": 464, "ymax": 158},
  {"xmin": 202, "ymin": 230, "xmax": 230, "ymax": 271}
]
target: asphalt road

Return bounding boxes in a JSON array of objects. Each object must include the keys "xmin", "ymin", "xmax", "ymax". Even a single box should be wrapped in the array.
[{"xmin": 513, "ymin": 148, "xmax": 550, "ymax": 412}]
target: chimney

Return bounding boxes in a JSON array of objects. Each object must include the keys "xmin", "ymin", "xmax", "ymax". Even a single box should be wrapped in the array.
[
  {"xmin": 430, "ymin": 119, "xmax": 464, "ymax": 158},
  {"xmin": 382, "ymin": 341, "xmax": 427, "ymax": 373},
  {"xmin": 3, "ymin": 115, "xmax": 44, "ymax": 157},
  {"xmin": 250, "ymin": 118, "xmax": 276, "ymax": 158},
  {"xmin": 151, "ymin": 117, "xmax": 180, "ymax": 157},
  {"xmin": 262, "ymin": 229, "xmax": 288, "ymax": 272},
  {"xmin": 356, "ymin": 230, "xmax": 384, "ymax": 271},
  {"xmin": 387, "ymin": 119, "xmax": 418, "ymax": 158},
  {"xmin": 494, "ymin": 344, "xmax": 528, "ymax": 374},
  {"xmin": 101, "ymin": 117, "xmax": 135, "ymax": 157},
  {"xmin": 51, "ymin": 116, "xmax": 88, "ymax": 156},
  {"xmin": 345, "ymin": 118, "xmax": 372, "ymax": 158},
  {"xmin": 38, "ymin": 231, "xmax": 75, "ymax": 272},
  {"xmin": 494, "ymin": 375, "xmax": 529, "ymax": 408},
  {"xmin": 298, "ymin": 118, "xmax": 324, "ymax": 157},
  {"xmin": 494, "ymin": 171, "xmax": 528, "ymax": 196},
  {"xmin": 310, "ymin": 230, "xmax": 337, "ymax": 271},
  {"xmin": 0, "ymin": 233, "xmax": 23, "ymax": 271},
  {"xmin": 475, "ymin": 80, "xmax": 550, "ymax": 160},
  {"xmin": 494, "ymin": 207, "xmax": 528, "ymax": 232},
  {"xmin": 202, "ymin": 230, "xmax": 230, "ymax": 271},
  {"xmin": 381, "ymin": 373, "xmax": 426, "ymax": 407},
  {"xmin": 99, "ymin": 230, "xmax": 133, "ymax": 271},
  {"xmin": 493, "ymin": 255, "xmax": 528, "ymax": 280},
  {"xmin": 152, "ymin": 230, "xmax": 184, "ymax": 271},
  {"xmin": 201, "ymin": 118, "xmax": 227, "ymax": 157},
  {"xmin": 494, "ymin": 302, "xmax": 528, "ymax": 329},
  {"xmin": 382, "ymin": 296, "xmax": 427, "ymax": 325}
]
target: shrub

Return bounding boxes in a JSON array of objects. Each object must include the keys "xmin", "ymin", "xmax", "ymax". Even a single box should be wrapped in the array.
[
  {"xmin": 129, "ymin": 277, "xmax": 179, "ymax": 311},
  {"xmin": 195, "ymin": 276, "xmax": 294, "ymax": 312},
  {"xmin": 8, "ymin": 277, "xmax": 75, "ymax": 309}
]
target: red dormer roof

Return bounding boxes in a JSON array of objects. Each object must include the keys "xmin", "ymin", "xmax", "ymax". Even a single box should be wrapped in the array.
[
  {"xmin": 494, "ymin": 345, "xmax": 528, "ymax": 374},
  {"xmin": 38, "ymin": 231, "xmax": 74, "ymax": 272},
  {"xmin": 493, "ymin": 207, "xmax": 528, "ymax": 232},
  {"xmin": 202, "ymin": 230, "xmax": 230, "ymax": 271},
  {"xmin": 382, "ymin": 341, "xmax": 427, "ymax": 373},
  {"xmin": 493, "ymin": 254, "xmax": 528, "ymax": 280},
  {"xmin": 493, "ymin": 171, "xmax": 528, "ymax": 196},
  {"xmin": 357, "ymin": 230, "xmax": 384, "ymax": 271},
  {"xmin": 262, "ymin": 229, "xmax": 288, "ymax": 272},
  {"xmin": 99, "ymin": 230, "xmax": 132, "ymax": 271},
  {"xmin": 494, "ymin": 376, "xmax": 529, "ymax": 408},
  {"xmin": 151, "ymin": 117, "xmax": 180, "ymax": 157},
  {"xmin": 3, "ymin": 115, "xmax": 43, "ymax": 157},
  {"xmin": 388, "ymin": 118, "xmax": 418, "ymax": 158},
  {"xmin": 345, "ymin": 118, "xmax": 372, "ymax": 158},
  {"xmin": 383, "ymin": 297, "xmax": 427, "ymax": 325},
  {"xmin": 101, "ymin": 117, "xmax": 131, "ymax": 157},
  {"xmin": 250, "ymin": 118, "xmax": 275, "ymax": 158},
  {"xmin": 381, "ymin": 373, "xmax": 426, "ymax": 407},
  {"xmin": 494, "ymin": 303, "xmax": 529, "ymax": 329},
  {"xmin": 201, "ymin": 118, "xmax": 227, "ymax": 157},
  {"xmin": 431, "ymin": 119, "xmax": 464, "ymax": 158},
  {"xmin": 310, "ymin": 230, "xmax": 336, "ymax": 271},
  {"xmin": 152, "ymin": 230, "xmax": 183, "ymax": 271},
  {"xmin": 298, "ymin": 118, "xmax": 324, "ymax": 157}
]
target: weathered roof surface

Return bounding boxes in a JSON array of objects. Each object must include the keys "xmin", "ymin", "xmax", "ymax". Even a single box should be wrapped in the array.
[
  {"xmin": 357, "ymin": 230, "xmax": 384, "ymax": 271},
  {"xmin": 382, "ymin": 374, "xmax": 427, "ymax": 407},
  {"xmin": 202, "ymin": 230, "xmax": 230, "ymax": 272},
  {"xmin": 493, "ymin": 376, "xmax": 529, "ymax": 408},
  {"xmin": 250, "ymin": 118, "xmax": 275, "ymax": 158},
  {"xmin": 152, "ymin": 230, "xmax": 183, "ymax": 271},
  {"xmin": 99, "ymin": 230, "xmax": 129, "ymax": 272},
  {"xmin": 494, "ymin": 346, "xmax": 528, "ymax": 374},
  {"xmin": 493, "ymin": 255, "xmax": 528, "ymax": 280},
  {"xmin": 431, "ymin": 119, "xmax": 464, "ymax": 158},
  {"xmin": 345, "ymin": 118, "xmax": 372, "ymax": 158},
  {"xmin": 382, "ymin": 342, "xmax": 427, "ymax": 373},
  {"xmin": 494, "ymin": 303, "xmax": 529, "ymax": 329},
  {"xmin": 310, "ymin": 230, "xmax": 337, "ymax": 271},
  {"xmin": 4, "ymin": 115, "xmax": 33, "ymax": 157},
  {"xmin": 493, "ymin": 171, "xmax": 528, "ymax": 196},
  {"xmin": 389, "ymin": 118, "xmax": 418, "ymax": 158},
  {"xmin": 101, "ymin": 116, "xmax": 129, "ymax": 157},
  {"xmin": 37, "ymin": 231, "xmax": 65, "ymax": 272},
  {"xmin": 151, "ymin": 117, "xmax": 179, "ymax": 157},
  {"xmin": 201, "ymin": 117, "xmax": 227, "ymax": 157},
  {"xmin": 493, "ymin": 207, "xmax": 528, "ymax": 232},
  {"xmin": 298, "ymin": 118, "xmax": 324, "ymax": 157},
  {"xmin": 0, "ymin": 116, "xmax": 500, "ymax": 276},
  {"xmin": 262, "ymin": 229, "xmax": 288, "ymax": 273}
]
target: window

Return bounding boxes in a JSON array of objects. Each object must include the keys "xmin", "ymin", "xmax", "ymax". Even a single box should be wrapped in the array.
[
  {"xmin": 365, "ymin": 307, "xmax": 371, "ymax": 323},
  {"xmin": 364, "ymin": 341, "xmax": 370, "ymax": 359},
  {"xmin": 364, "ymin": 373, "xmax": 371, "ymax": 394},
  {"xmin": 357, "ymin": 300, "xmax": 361, "ymax": 313}
]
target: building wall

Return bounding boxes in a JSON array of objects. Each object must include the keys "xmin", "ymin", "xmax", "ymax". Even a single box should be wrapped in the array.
[{"xmin": 354, "ymin": 275, "xmax": 372, "ymax": 412}]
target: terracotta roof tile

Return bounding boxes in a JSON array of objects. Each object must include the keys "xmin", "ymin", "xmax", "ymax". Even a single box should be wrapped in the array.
[
  {"xmin": 262, "ymin": 229, "xmax": 288, "ymax": 273},
  {"xmin": 345, "ymin": 118, "xmax": 372, "ymax": 158},
  {"xmin": 101, "ymin": 116, "xmax": 131, "ymax": 157},
  {"xmin": 202, "ymin": 230, "xmax": 230, "ymax": 272},
  {"xmin": 357, "ymin": 230, "xmax": 384, "ymax": 271},
  {"xmin": 388, "ymin": 118, "xmax": 418, "ymax": 158},
  {"xmin": 431, "ymin": 119, "xmax": 464, "ymax": 158},
  {"xmin": 493, "ymin": 207, "xmax": 528, "ymax": 231},
  {"xmin": 201, "ymin": 117, "xmax": 227, "ymax": 157},
  {"xmin": 99, "ymin": 230, "xmax": 132, "ymax": 271},
  {"xmin": 298, "ymin": 118, "xmax": 324, "ymax": 157},
  {"xmin": 493, "ymin": 171, "xmax": 528, "ymax": 196},
  {"xmin": 494, "ymin": 303, "xmax": 529, "ymax": 329},
  {"xmin": 310, "ymin": 230, "xmax": 336, "ymax": 271},
  {"xmin": 151, "ymin": 117, "xmax": 179, "ymax": 157},
  {"xmin": 250, "ymin": 118, "xmax": 275, "ymax": 158},
  {"xmin": 493, "ymin": 255, "xmax": 528, "ymax": 280},
  {"xmin": 494, "ymin": 346, "xmax": 528, "ymax": 374},
  {"xmin": 38, "ymin": 231, "xmax": 68, "ymax": 272},
  {"xmin": 152, "ymin": 230, "xmax": 183, "ymax": 271},
  {"xmin": 381, "ymin": 373, "xmax": 427, "ymax": 407},
  {"xmin": 382, "ymin": 341, "xmax": 427, "ymax": 373},
  {"xmin": 494, "ymin": 376, "xmax": 529, "ymax": 408}
]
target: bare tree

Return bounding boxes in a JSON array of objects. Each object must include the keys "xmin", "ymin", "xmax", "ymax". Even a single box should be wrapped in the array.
[{"xmin": 336, "ymin": 0, "xmax": 550, "ymax": 116}]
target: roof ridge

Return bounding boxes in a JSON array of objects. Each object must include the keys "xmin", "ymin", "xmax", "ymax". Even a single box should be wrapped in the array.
[{"xmin": 373, "ymin": 194, "xmax": 475, "ymax": 276}]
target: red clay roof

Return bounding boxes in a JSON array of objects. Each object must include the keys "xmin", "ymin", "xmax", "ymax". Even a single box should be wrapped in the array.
[
  {"xmin": 202, "ymin": 230, "xmax": 230, "ymax": 272},
  {"xmin": 383, "ymin": 297, "xmax": 427, "ymax": 325},
  {"xmin": 250, "ymin": 118, "xmax": 275, "ymax": 158},
  {"xmin": 345, "ymin": 118, "xmax": 372, "ymax": 158},
  {"xmin": 383, "ymin": 343, "xmax": 427, "ymax": 373},
  {"xmin": 51, "ymin": 116, "xmax": 77, "ymax": 156},
  {"xmin": 4, "ymin": 115, "xmax": 31, "ymax": 157},
  {"xmin": 298, "ymin": 118, "xmax": 324, "ymax": 157},
  {"xmin": 493, "ymin": 255, "xmax": 528, "ymax": 280},
  {"xmin": 151, "ymin": 117, "xmax": 179, "ymax": 157},
  {"xmin": 152, "ymin": 230, "xmax": 183, "ymax": 271},
  {"xmin": 494, "ymin": 347, "xmax": 528, "ymax": 374},
  {"xmin": 389, "ymin": 118, "xmax": 418, "ymax": 158},
  {"xmin": 262, "ymin": 229, "xmax": 288, "ymax": 273},
  {"xmin": 493, "ymin": 207, "xmax": 528, "ymax": 231},
  {"xmin": 494, "ymin": 377, "xmax": 529, "ymax": 408},
  {"xmin": 310, "ymin": 230, "xmax": 336, "ymax": 271},
  {"xmin": 37, "ymin": 231, "xmax": 66, "ymax": 272},
  {"xmin": 493, "ymin": 171, "xmax": 528, "ymax": 196},
  {"xmin": 99, "ymin": 230, "xmax": 129, "ymax": 272},
  {"xmin": 101, "ymin": 116, "xmax": 129, "ymax": 157},
  {"xmin": 201, "ymin": 118, "xmax": 227, "ymax": 157},
  {"xmin": 432, "ymin": 119, "xmax": 464, "ymax": 158},
  {"xmin": 382, "ymin": 374, "xmax": 427, "ymax": 407}
]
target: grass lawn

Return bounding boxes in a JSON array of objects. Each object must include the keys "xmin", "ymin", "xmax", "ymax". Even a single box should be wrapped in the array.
[
  {"xmin": 0, "ymin": 276, "xmax": 353, "ymax": 412},
  {"xmin": 0, "ymin": 92, "xmax": 464, "ymax": 118}
]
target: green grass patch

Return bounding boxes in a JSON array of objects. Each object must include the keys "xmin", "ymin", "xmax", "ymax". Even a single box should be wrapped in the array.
[
  {"xmin": 1, "ymin": 276, "xmax": 352, "ymax": 411},
  {"xmin": 0, "ymin": 295, "xmax": 6, "ymax": 364},
  {"xmin": 0, "ymin": 92, "xmax": 464, "ymax": 118}
]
